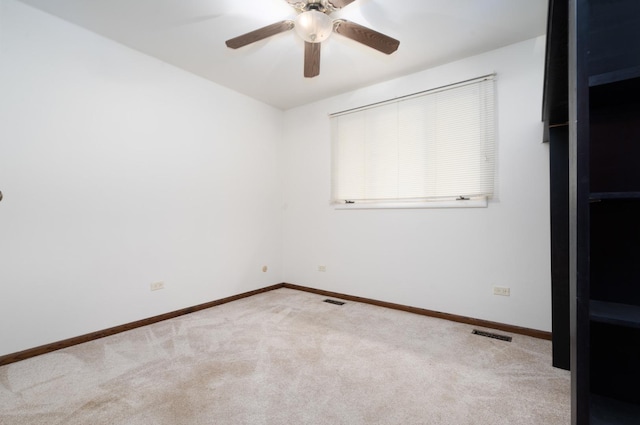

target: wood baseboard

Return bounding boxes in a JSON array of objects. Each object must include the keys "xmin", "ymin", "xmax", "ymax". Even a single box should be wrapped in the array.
[
  {"xmin": 0, "ymin": 283, "xmax": 285, "ymax": 367},
  {"xmin": 0, "ymin": 281, "xmax": 550, "ymax": 367},
  {"xmin": 282, "ymin": 283, "xmax": 552, "ymax": 341}
]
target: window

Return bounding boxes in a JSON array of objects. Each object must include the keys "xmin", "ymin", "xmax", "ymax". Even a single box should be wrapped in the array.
[{"xmin": 330, "ymin": 75, "xmax": 495, "ymax": 208}]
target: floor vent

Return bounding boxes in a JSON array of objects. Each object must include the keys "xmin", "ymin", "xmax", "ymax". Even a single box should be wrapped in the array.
[
  {"xmin": 472, "ymin": 329, "xmax": 512, "ymax": 342},
  {"xmin": 324, "ymin": 299, "xmax": 345, "ymax": 306}
]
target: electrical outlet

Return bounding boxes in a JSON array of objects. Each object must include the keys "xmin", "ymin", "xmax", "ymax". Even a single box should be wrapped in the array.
[
  {"xmin": 493, "ymin": 286, "xmax": 510, "ymax": 296},
  {"xmin": 150, "ymin": 281, "xmax": 165, "ymax": 291},
  {"xmin": 318, "ymin": 265, "xmax": 326, "ymax": 272}
]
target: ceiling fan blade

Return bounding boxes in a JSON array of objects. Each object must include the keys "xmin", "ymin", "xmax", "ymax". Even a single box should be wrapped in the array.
[
  {"xmin": 225, "ymin": 20, "xmax": 294, "ymax": 49},
  {"xmin": 328, "ymin": 0, "xmax": 357, "ymax": 8},
  {"xmin": 304, "ymin": 42, "xmax": 321, "ymax": 78},
  {"xmin": 333, "ymin": 20, "xmax": 399, "ymax": 54}
]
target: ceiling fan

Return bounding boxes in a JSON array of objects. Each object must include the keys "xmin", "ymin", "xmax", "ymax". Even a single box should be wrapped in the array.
[{"xmin": 225, "ymin": 0, "xmax": 400, "ymax": 78}]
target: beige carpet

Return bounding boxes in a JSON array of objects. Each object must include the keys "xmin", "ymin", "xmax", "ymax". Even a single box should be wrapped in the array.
[{"xmin": 0, "ymin": 288, "xmax": 570, "ymax": 424}]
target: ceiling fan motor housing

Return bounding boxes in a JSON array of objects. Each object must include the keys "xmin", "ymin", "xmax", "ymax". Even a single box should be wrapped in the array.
[{"xmin": 293, "ymin": 1, "xmax": 334, "ymax": 14}]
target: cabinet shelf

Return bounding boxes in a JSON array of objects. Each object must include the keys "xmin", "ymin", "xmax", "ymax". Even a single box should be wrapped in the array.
[
  {"xmin": 591, "ymin": 395, "xmax": 640, "ymax": 425},
  {"xmin": 590, "ymin": 192, "xmax": 640, "ymax": 201},
  {"xmin": 589, "ymin": 66, "xmax": 640, "ymax": 87},
  {"xmin": 590, "ymin": 300, "xmax": 640, "ymax": 328}
]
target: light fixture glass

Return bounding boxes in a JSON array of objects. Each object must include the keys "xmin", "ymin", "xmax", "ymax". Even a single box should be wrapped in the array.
[{"xmin": 294, "ymin": 10, "xmax": 333, "ymax": 43}]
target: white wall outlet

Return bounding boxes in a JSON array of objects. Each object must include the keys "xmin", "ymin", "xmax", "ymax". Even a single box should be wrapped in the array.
[
  {"xmin": 318, "ymin": 265, "xmax": 326, "ymax": 272},
  {"xmin": 262, "ymin": 265, "xmax": 268, "ymax": 272},
  {"xmin": 493, "ymin": 286, "xmax": 510, "ymax": 296},
  {"xmin": 150, "ymin": 281, "xmax": 165, "ymax": 291}
]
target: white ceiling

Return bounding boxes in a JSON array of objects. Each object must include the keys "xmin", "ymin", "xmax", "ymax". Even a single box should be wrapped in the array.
[{"xmin": 16, "ymin": 0, "xmax": 548, "ymax": 110}]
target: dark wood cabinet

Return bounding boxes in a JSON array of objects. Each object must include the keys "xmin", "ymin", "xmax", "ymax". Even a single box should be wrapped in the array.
[
  {"xmin": 585, "ymin": 77, "xmax": 640, "ymax": 425},
  {"xmin": 545, "ymin": 0, "xmax": 640, "ymax": 423},
  {"xmin": 544, "ymin": 0, "xmax": 570, "ymax": 371}
]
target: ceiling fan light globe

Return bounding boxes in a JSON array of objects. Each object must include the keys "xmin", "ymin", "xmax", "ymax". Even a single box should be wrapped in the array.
[{"xmin": 294, "ymin": 10, "xmax": 333, "ymax": 43}]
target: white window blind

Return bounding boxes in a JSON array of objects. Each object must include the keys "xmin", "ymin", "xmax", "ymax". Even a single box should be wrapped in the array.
[{"xmin": 330, "ymin": 75, "xmax": 495, "ymax": 205}]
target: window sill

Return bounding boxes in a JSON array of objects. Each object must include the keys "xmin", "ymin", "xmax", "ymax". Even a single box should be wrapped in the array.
[{"xmin": 332, "ymin": 198, "xmax": 488, "ymax": 210}]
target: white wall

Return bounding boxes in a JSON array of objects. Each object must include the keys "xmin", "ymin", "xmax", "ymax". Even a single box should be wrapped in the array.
[
  {"xmin": 0, "ymin": 0, "xmax": 284, "ymax": 356},
  {"xmin": 281, "ymin": 36, "xmax": 551, "ymax": 331}
]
